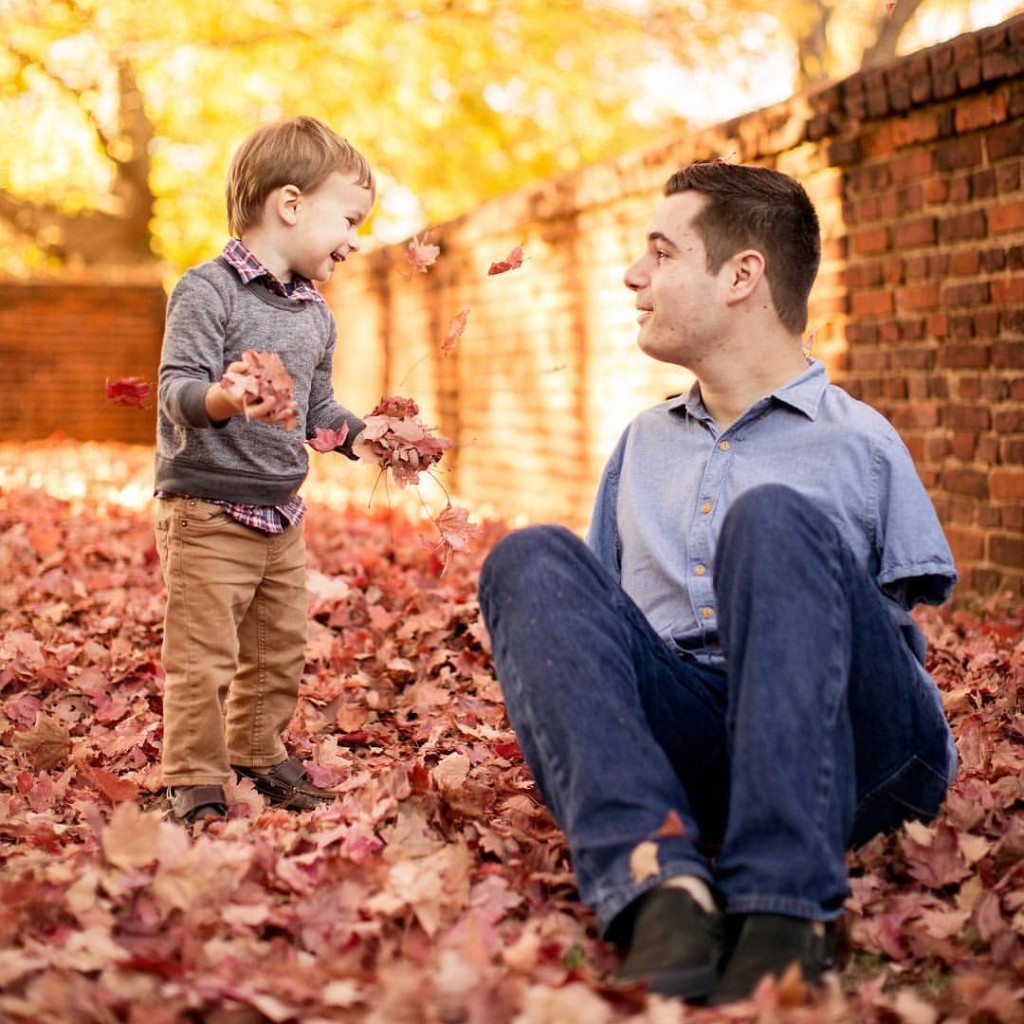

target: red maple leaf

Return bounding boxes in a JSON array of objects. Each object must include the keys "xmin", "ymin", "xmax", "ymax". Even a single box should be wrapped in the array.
[
  {"xmin": 487, "ymin": 245, "xmax": 525, "ymax": 276},
  {"xmin": 105, "ymin": 376, "xmax": 152, "ymax": 408},
  {"xmin": 406, "ymin": 232, "xmax": 441, "ymax": 273}
]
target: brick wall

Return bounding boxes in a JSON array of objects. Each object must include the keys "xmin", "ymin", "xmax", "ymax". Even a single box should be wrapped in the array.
[
  {"xmin": 326, "ymin": 14, "xmax": 1024, "ymax": 596},
  {"xmin": 1, "ymin": 16, "xmax": 1020, "ymax": 594},
  {"xmin": 0, "ymin": 281, "xmax": 165, "ymax": 445}
]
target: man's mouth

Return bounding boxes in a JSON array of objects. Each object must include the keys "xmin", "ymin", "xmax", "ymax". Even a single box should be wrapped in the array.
[
  {"xmin": 330, "ymin": 250, "xmax": 345, "ymax": 264},
  {"xmin": 636, "ymin": 307, "xmax": 652, "ymax": 325}
]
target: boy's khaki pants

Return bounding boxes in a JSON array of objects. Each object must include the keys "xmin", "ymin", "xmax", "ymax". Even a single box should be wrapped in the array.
[{"xmin": 155, "ymin": 497, "xmax": 308, "ymax": 786}]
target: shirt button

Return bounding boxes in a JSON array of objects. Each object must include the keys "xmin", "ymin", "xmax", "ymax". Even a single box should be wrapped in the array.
[
  {"xmin": 701, "ymin": 607, "xmax": 714, "ymax": 619},
  {"xmin": 719, "ymin": 440, "xmax": 731, "ymax": 452},
  {"xmin": 694, "ymin": 564, "xmax": 707, "ymax": 576},
  {"xmin": 700, "ymin": 501, "xmax": 712, "ymax": 514}
]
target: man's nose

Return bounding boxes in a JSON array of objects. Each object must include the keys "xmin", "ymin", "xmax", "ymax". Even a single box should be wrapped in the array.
[{"xmin": 624, "ymin": 260, "xmax": 643, "ymax": 291}]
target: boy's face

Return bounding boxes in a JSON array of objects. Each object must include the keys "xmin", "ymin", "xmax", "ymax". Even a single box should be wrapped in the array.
[{"xmin": 287, "ymin": 171, "xmax": 373, "ymax": 283}]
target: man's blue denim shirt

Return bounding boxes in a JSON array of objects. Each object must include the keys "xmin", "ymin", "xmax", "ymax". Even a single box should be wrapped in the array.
[{"xmin": 587, "ymin": 360, "xmax": 957, "ymax": 666}]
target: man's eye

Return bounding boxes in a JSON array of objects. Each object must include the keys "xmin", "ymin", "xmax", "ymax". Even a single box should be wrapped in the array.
[{"xmin": 655, "ymin": 250, "xmax": 669, "ymax": 261}]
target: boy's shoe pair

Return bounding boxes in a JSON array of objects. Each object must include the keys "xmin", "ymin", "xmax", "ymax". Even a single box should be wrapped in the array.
[{"xmin": 617, "ymin": 886, "xmax": 842, "ymax": 1005}]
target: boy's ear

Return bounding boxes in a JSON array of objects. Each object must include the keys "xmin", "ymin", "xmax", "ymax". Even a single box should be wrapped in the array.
[{"xmin": 274, "ymin": 184, "xmax": 303, "ymax": 226}]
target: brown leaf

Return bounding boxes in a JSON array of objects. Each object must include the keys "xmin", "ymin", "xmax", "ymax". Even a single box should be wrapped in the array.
[{"xmin": 12, "ymin": 714, "xmax": 70, "ymax": 771}]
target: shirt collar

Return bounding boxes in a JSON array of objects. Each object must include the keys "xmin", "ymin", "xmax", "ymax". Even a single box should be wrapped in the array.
[
  {"xmin": 221, "ymin": 239, "xmax": 324, "ymax": 304},
  {"xmin": 671, "ymin": 359, "xmax": 828, "ymax": 424}
]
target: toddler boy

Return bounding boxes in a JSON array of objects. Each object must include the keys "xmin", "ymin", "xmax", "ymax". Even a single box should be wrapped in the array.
[{"xmin": 154, "ymin": 116, "xmax": 374, "ymax": 824}]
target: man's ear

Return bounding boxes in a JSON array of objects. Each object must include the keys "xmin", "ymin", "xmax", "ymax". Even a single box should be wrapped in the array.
[
  {"xmin": 273, "ymin": 184, "xmax": 302, "ymax": 226},
  {"xmin": 725, "ymin": 250, "xmax": 766, "ymax": 305}
]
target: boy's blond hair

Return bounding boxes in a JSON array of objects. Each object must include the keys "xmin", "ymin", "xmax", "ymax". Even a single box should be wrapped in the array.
[{"xmin": 226, "ymin": 116, "xmax": 375, "ymax": 237}]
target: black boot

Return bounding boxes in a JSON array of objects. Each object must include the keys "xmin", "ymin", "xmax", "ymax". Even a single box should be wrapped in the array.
[
  {"xmin": 707, "ymin": 913, "xmax": 842, "ymax": 1005},
  {"xmin": 616, "ymin": 888, "xmax": 729, "ymax": 1003}
]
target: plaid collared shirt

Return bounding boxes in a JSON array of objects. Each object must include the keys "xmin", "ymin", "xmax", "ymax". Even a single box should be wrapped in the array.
[
  {"xmin": 154, "ymin": 493, "xmax": 306, "ymax": 534},
  {"xmin": 222, "ymin": 238, "xmax": 325, "ymax": 304}
]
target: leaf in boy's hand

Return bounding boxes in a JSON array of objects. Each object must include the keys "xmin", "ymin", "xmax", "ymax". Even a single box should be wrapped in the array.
[
  {"xmin": 487, "ymin": 245, "xmax": 525, "ymax": 276},
  {"xmin": 105, "ymin": 376, "xmax": 152, "ymax": 408},
  {"xmin": 307, "ymin": 423, "xmax": 351, "ymax": 453},
  {"xmin": 442, "ymin": 310, "xmax": 469, "ymax": 356},
  {"xmin": 220, "ymin": 350, "xmax": 297, "ymax": 431},
  {"xmin": 406, "ymin": 232, "xmax": 441, "ymax": 273}
]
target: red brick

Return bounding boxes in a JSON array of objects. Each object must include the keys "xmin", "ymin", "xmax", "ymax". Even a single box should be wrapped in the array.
[
  {"xmin": 851, "ymin": 289, "xmax": 895, "ymax": 316},
  {"xmin": 946, "ymin": 525, "xmax": 986, "ymax": 560},
  {"xmin": 934, "ymin": 136, "xmax": 984, "ymax": 172},
  {"xmin": 939, "ymin": 343, "xmax": 992, "ymax": 369},
  {"xmin": 987, "ymin": 121, "xmax": 1024, "ymax": 161},
  {"xmin": 890, "ymin": 148, "xmax": 935, "ymax": 182},
  {"xmin": 942, "ymin": 281, "xmax": 990, "ymax": 307},
  {"xmin": 852, "ymin": 225, "xmax": 891, "ymax": 256},
  {"xmin": 923, "ymin": 178, "xmax": 948, "ymax": 204},
  {"xmin": 989, "ymin": 534, "xmax": 1024, "ymax": 571},
  {"xmin": 939, "ymin": 210, "xmax": 987, "ymax": 242},
  {"xmin": 992, "ymin": 277, "xmax": 1024, "ymax": 304},
  {"xmin": 954, "ymin": 91, "xmax": 1009, "ymax": 133},
  {"xmin": 990, "ymin": 469, "xmax": 1024, "ymax": 500},
  {"xmin": 894, "ymin": 216, "xmax": 937, "ymax": 249},
  {"xmin": 989, "ymin": 201, "xmax": 1024, "ymax": 234},
  {"xmin": 942, "ymin": 468, "xmax": 989, "ymax": 498},
  {"xmin": 899, "ymin": 282, "xmax": 941, "ymax": 310},
  {"xmin": 951, "ymin": 250, "xmax": 981, "ymax": 275}
]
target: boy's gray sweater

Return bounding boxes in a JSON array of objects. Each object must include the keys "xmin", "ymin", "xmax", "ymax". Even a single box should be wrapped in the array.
[{"xmin": 155, "ymin": 256, "xmax": 364, "ymax": 505}]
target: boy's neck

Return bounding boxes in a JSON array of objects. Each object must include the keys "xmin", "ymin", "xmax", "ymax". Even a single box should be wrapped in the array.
[{"xmin": 239, "ymin": 229, "xmax": 293, "ymax": 284}]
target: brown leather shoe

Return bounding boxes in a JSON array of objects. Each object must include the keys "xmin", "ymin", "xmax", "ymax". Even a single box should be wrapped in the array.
[
  {"xmin": 167, "ymin": 784, "xmax": 228, "ymax": 825},
  {"xmin": 232, "ymin": 757, "xmax": 335, "ymax": 811}
]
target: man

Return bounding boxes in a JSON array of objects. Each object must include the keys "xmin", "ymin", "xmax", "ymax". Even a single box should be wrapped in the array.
[{"xmin": 477, "ymin": 161, "xmax": 957, "ymax": 1005}]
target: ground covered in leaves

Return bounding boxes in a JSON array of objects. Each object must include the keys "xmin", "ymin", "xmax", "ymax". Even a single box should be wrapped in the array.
[{"xmin": 0, "ymin": 441, "xmax": 1021, "ymax": 1024}]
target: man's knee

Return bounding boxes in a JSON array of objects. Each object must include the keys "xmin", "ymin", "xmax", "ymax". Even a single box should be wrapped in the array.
[{"xmin": 479, "ymin": 524, "xmax": 582, "ymax": 604}]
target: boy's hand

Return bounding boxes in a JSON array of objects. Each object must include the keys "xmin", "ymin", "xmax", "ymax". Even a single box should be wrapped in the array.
[
  {"xmin": 208, "ymin": 352, "xmax": 298, "ymax": 430},
  {"xmin": 205, "ymin": 377, "xmax": 297, "ymax": 425}
]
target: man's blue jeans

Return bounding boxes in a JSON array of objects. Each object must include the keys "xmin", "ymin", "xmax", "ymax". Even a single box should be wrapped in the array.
[{"xmin": 478, "ymin": 485, "xmax": 956, "ymax": 936}]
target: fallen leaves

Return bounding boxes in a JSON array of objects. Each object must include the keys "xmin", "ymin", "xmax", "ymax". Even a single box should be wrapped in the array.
[{"xmin": 0, "ymin": 440, "xmax": 1022, "ymax": 1023}]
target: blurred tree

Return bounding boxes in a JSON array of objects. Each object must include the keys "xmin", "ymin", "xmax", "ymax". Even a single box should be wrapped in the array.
[{"xmin": 0, "ymin": 0, "xmax": 1016, "ymax": 277}]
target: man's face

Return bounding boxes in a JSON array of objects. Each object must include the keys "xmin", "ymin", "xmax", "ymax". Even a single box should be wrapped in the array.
[{"xmin": 624, "ymin": 191, "xmax": 729, "ymax": 369}]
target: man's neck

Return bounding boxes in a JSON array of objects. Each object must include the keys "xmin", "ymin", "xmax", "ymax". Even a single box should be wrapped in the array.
[{"xmin": 695, "ymin": 345, "xmax": 810, "ymax": 431}]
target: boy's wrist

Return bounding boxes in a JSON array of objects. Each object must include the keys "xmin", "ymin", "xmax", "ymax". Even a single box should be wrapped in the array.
[{"xmin": 204, "ymin": 383, "xmax": 237, "ymax": 422}]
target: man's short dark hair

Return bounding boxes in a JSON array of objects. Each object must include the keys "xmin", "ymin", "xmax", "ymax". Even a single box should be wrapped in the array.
[{"xmin": 664, "ymin": 162, "xmax": 821, "ymax": 334}]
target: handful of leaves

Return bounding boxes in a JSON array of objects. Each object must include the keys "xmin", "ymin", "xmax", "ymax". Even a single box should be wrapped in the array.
[
  {"xmin": 220, "ymin": 350, "xmax": 297, "ymax": 431},
  {"xmin": 353, "ymin": 395, "xmax": 453, "ymax": 488}
]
